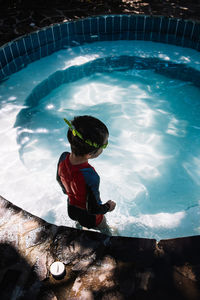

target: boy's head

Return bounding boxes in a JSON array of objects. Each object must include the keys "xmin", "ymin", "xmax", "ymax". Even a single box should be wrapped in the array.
[{"xmin": 67, "ymin": 115, "xmax": 109, "ymax": 157}]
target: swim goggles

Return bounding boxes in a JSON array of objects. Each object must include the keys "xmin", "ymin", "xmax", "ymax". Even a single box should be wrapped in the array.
[{"xmin": 64, "ymin": 118, "xmax": 108, "ymax": 149}]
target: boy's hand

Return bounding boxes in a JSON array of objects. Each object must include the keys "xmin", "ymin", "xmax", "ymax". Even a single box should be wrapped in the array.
[{"xmin": 107, "ymin": 200, "xmax": 116, "ymax": 212}]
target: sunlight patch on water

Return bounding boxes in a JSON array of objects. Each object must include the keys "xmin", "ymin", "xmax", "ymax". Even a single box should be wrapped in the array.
[{"xmin": 62, "ymin": 54, "xmax": 100, "ymax": 69}]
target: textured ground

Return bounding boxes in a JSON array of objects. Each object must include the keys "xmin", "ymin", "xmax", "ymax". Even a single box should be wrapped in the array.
[
  {"xmin": 0, "ymin": 195, "xmax": 200, "ymax": 299},
  {"xmin": 0, "ymin": 0, "xmax": 200, "ymax": 46}
]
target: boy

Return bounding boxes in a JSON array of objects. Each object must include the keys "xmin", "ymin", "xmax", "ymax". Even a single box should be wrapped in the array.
[{"xmin": 57, "ymin": 115, "xmax": 116, "ymax": 235}]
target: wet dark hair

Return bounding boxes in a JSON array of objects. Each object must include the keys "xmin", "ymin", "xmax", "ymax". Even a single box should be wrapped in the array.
[{"xmin": 67, "ymin": 115, "xmax": 109, "ymax": 156}]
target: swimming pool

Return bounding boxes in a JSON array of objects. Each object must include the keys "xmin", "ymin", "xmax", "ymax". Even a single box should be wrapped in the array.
[{"xmin": 0, "ymin": 15, "xmax": 200, "ymax": 239}]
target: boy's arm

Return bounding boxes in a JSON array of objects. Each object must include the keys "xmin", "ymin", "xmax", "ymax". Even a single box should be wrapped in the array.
[
  {"xmin": 56, "ymin": 152, "xmax": 69, "ymax": 194},
  {"xmin": 81, "ymin": 168, "xmax": 110, "ymax": 215},
  {"xmin": 86, "ymin": 186, "xmax": 110, "ymax": 214}
]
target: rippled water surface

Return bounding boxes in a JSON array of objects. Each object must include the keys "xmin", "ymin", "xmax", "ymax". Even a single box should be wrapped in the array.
[{"xmin": 1, "ymin": 41, "xmax": 200, "ymax": 239}]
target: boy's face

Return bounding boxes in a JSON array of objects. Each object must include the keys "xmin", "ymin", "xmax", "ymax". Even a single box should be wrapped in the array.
[{"xmin": 88, "ymin": 134, "xmax": 109, "ymax": 159}]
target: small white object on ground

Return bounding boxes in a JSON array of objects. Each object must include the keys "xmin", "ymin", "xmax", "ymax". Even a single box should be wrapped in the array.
[{"xmin": 50, "ymin": 261, "xmax": 65, "ymax": 277}]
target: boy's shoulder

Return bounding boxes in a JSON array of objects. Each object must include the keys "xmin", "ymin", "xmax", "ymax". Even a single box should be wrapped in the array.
[
  {"xmin": 80, "ymin": 165, "xmax": 100, "ymax": 185},
  {"xmin": 58, "ymin": 151, "xmax": 70, "ymax": 164}
]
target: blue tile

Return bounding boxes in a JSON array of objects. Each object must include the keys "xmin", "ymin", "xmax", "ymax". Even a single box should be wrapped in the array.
[
  {"xmin": 145, "ymin": 16, "xmax": 153, "ymax": 32},
  {"xmin": 16, "ymin": 39, "xmax": 26, "ymax": 56},
  {"xmin": 83, "ymin": 19, "xmax": 90, "ymax": 34},
  {"xmin": 84, "ymin": 34, "xmax": 92, "ymax": 43},
  {"xmin": 129, "ymin": 15, "xmax": 137, "ymax": 40},
  {"xmin": 61, "ymin": 37, "xmax": 70, "ymax": 47},
  {"xmin": 2, "ymin": 65, "xmax": 11, "ymax": 76},
  {"xmin": 106, "ymin": 16, "xmax": 113, "ymax": 34},
  {"xmin": 137, "ymin": 16, "xmax": 145, "ymax": 32},
  {"xmin": 191, "ymin": 23, "xmax": 200, "ymax": 41},
  {"xmin": 14, "ymin": 56, "xmax": 24, "ymax": 69},
  {"xmin": 38, "ymin": 30, "xmax": 47, "ymax": 46},
  {"xmin": 197, "ymin": 41, "xmax": 200, "ymax": 51},
  {"xmin": 0, "ymin": 69, "xmax": 4, "ymax": 82},
  {"xmin": 4, "ymin": 45, "xmax": 13, "ymax": 63},
  {"xmin": 0, "ymin": 49, "xmax": 7, "ymax": 67},
  {"xmin": 121, "ymin": 31, "xmax": 128, "ymax": 40},
  {"xmin": 136, "ymin": 32, "xmax": 144, "ymax": 40},
  {"xmin": 160, "ymin": 17, "xmax": 169, "ymax": 35},
  {"xmin": 144, "ymin": 17, "xmax": 153, "ymax": 40},
  {"xmin": 121, "ymin": 16, "xmax": 128, "ymax": 31},
  {"xmin": 40, "ymin": 44, "xmax": 48, "ymax": 57},
  {"xmin": 184, "ymin": 21, "xmax": 194, "ymax": 39},
  {"xmin": 176, "ymin": 20, "xmax": 186, "ymax": 37},
  {"xmin": 11, "ymin": 42, "xmax": 20, "ymax": 59},
  {"xmin": 45, "ymin": 28, "xmax": 54, "ymax": 43},
  {"xmin": 152, "ymin": 17, "xmax": 161, "ymax": 33},
  {"xmin": 73, "ymin": 34, "xmax": 84, "ymax": 44},
  {"xmin": 54, "ymin": 39, "xmax": 62, "ymax": 51},
  {"xmin": 29, "ymin": 52, "xmax": 37, "ymax": 62},
  {"xmin": 104, "ymin": 33, "xmax": 112, "ymax": 41},
  {"xmin": 60, "ymin": 23, "xmax": 68, "ymax": 38},
  {"xmin": 47, "ymin": 43, "xmax": 54, "ymax": 55},
  {"xmin": 30, "ymin": 33, "xmax": 40, "ymax": 49},
  {"xmin": 167, "ymin": 34, "xmax": 176, "ymax": 44},
  {"xmin": 34, "ymin": 49, "xmax": 41, "ymax": 60},
  {"xmin": 113, "ymin": 16, "xmax": 120, "ymax": 33},
  {"xmin": 168, "ymin": 19, "xmax": 177, "ymax": 35},
  {"xmin": 8, "ymin": 61, "xmax": 16, "ymax": 74},
  {"xmin": 53, "ymin": 25, "xmax": 61, "ymax": 41},
  {"xmin": 159, "ymin": 33, "xmax": 167, "ymax": 43},
  {"xmin": 144, "ymin": 31, "xmax": 151, "ymax": 41},
  {"xmin": 75, "ymin": 20, "xmax": 83, "ymax": 35},
  {"xmin": 174, "ymin": 35, "xmax": 182, "ymax": 46},
  {"xmin": 68, "ymin": 22, "xmax": 75, "ymax": 36},
  {"xmin": 182, "ymin": 38, "xmax": 192, "ymax": 48},
  {"xmin": 24, "ymin": 36, "xmax": 33, "ymax": 53},
  {"xmin": 90, "ymin": 17, "xmax": 98, "ymax": 35},
  {"xmin": 190, "ymin": 40, "xmax": 198, "ymax": 50},
  {"xmin": 112, "ymin": 32, "xmax": 121, "ymax": 41},
  {"xmin": 88, "ymin": 34, "xmax": 99, "ymax": 42},
  {"xmin": 151, "ymin": 31, "xmax": 159, "ymax": 42},
  {"xmin": 21, "ymin": 54, "xmax": 31, "ymax": 67},
  {"xmin": 99, "ymin": 16, "xmax": 106, "ymax": 33}
]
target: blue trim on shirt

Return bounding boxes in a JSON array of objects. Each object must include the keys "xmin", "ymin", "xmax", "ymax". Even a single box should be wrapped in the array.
[{"xmin": 80, "ymin": 167, "xmax": 102, "ymax": 205}]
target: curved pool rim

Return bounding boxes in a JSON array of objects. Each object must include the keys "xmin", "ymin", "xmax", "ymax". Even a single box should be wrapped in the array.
[{"xmin": 0, "ymin": 14, "xmax": 200, "ymax": 81}]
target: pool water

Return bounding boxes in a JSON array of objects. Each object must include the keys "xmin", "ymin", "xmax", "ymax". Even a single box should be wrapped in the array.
[{"xmin": 1, "ymin": 40, "xmax": 200, "ymax": 239}]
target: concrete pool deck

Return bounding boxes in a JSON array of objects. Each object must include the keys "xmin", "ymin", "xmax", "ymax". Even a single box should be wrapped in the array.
[{"xmin": 0, "ymin": 195, "xmax": 200, "ymax": 299}]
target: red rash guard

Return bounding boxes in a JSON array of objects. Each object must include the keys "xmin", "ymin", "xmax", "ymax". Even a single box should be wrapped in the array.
[{"xmin": 57, "ymin": 152, "xmax": 110, "ymax": 228}]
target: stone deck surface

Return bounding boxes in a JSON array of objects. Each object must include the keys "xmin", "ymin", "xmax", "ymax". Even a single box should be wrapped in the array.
[
  {"xmin": 0, "ymin": 0, "xmax": 200, "ymax": 46},
  {"xmin": 0, "ymin": 195, "xmax": 200, "ymax": 299}
]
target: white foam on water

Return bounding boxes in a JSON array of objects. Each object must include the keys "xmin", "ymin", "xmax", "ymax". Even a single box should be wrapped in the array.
[{"xmin": 1, "ymin": 41, "xmax": 200, "ymax": 239}]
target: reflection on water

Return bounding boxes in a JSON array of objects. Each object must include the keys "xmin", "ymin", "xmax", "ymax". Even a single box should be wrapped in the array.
[{"xmin": 0, "ymin": 41, "xmax": 200, "ymax": 239}]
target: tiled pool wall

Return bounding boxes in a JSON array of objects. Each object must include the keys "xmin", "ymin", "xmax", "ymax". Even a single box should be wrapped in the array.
[{"xmin": 0, "ymin": 15, "xmax": 200, "ymax": 82}]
